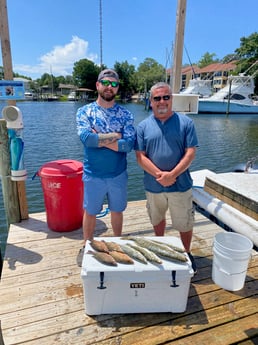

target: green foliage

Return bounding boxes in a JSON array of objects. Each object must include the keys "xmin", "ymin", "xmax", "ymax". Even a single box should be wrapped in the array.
[
  {"xmin": 198, "ymin": 52, "xmax": 219, "ymax": 68},
  {"xmin": 136, "ymin": 58, "xmax": 165, "ymax": 92},
  {"xmin": 114, "ymin": 61, "xmax": 136, "ymax": 98},
  {"xmin": 73, "ymin": 59, "xmax": 103, "ymax": 90},
  {"xmin": 235, "ymin": 32, "xmax": 258, "ymax": 60},
  {"xmin": 13, "ymin": 72, "xmax": 32, "ymax": 80},
  {"xmin": 234, "ymin": 32, "xmax": 258, "ymax": 93},
  {"xmin": 221, "ymin": 54, "xmax": 240, "ymax": 64}
]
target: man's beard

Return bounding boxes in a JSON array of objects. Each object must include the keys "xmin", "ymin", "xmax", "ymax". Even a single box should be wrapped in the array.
[
  {"xmin": 157, "ymin": 106, "xmax": 169, "ymax": 114},
  {"xmin": 99, "ymin": 90, "xmax": 116, "ymax": 102}
]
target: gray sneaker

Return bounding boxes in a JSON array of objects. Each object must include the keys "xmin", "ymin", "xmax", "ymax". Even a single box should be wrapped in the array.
[{"xmin": 76, "ymin": 246, "xmax": 85, "ymax": 267}]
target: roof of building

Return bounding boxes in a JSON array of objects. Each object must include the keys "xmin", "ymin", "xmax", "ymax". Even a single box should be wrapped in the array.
[
  {"xmin": 58, "ymin": 84, "xmax": 76, "ymax": 89},
  {"xmin": 199, "ymin": 61, "xmax": 237, "ymax": 73},
  {"xmin": 167, "ymin": 61, "xmax": 238, "ymax": 75}
]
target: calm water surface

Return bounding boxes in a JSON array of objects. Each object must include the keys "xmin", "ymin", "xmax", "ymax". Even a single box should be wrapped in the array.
[{"xmin": 1, "ymin": 101, "xmax": 258, "ymax": 251}]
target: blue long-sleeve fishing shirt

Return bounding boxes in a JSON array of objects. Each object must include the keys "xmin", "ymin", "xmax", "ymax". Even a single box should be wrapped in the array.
[{"xmin": 76, "ymin": 102, "xmax": 135, "ymax": 178}]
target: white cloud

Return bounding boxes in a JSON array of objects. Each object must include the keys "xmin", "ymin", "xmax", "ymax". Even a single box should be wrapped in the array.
[{"xmin": 13, "ymin": 36, "xmax": 98, "ymax": 79}]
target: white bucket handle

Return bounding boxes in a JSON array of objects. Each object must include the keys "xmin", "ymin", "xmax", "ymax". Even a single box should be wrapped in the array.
[
  {"xmin": 213, "ymin": 262, "xmax": 248, "ymax": 276},
  {"xmin": 213, "ymin": 248, "xmax": 252, "ymax": 262}
]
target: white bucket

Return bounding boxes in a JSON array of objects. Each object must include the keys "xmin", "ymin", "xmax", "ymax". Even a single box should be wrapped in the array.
[{"xmin": 212, "ymin": 232, "xmax": 253, "ymax": 291}]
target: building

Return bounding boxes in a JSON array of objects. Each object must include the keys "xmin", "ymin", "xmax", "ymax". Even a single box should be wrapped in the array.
[{"xmin": 167, "ymin": 61, "xmax": 237, "ymax": 92}]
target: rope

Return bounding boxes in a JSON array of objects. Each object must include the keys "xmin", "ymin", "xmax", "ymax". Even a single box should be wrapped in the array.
[{"xmin": 96, "ymin": 207, "xmax": 110, "ymax": 218}]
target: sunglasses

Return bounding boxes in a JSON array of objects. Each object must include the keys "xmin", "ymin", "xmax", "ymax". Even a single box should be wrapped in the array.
[
  {"xmin": 152, "ymin": 95, "xmax": 171, "ymax": 102},
  {"xmin": 99, "ymin": 80, "xmax": 119, "ymax": 87}
]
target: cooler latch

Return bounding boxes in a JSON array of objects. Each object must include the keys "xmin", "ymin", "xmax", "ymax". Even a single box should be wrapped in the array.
[
  {"xmin": 97, "ymin": 271, "xmax": 106, "ymax": 289},
  {"xmin": 170, "ymin": 270, "xmax": 179, "ymax": 287}
]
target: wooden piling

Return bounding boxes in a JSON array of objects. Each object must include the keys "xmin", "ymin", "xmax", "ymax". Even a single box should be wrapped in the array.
[
  {"xmin": 172, "ymin": 0, "xmax": 187, "ymax": 93},
  {"xmin": 0, "ymin": 0, "xmax": 28, "ymax": 221},
  {"xmin": 0, "ymin": 120, "xmax": 20, "ymax": 224}
]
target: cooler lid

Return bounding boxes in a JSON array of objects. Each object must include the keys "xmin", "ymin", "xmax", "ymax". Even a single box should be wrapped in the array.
[
  {"xmin": 81, "ymin": 236, "xmax": 193, "ymax": 275},
  {"xmin": 38, "ymin": 159, "xmax": 83, "ymax": 177}
]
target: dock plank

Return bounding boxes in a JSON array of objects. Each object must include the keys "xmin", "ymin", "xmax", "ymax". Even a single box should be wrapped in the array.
[{"xmin": 0, "ymin": 200, "xmax": 257, "ymax": 345}]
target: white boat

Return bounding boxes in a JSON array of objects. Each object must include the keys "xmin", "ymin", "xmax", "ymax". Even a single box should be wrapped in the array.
[
  {"xmin": 67, "ymin": 91, "xmax": 77, "ymax": 101},
  {"xmin": 24, "ymin": 91, "xmax": 34, "ymax": 100},
  {"xmin": 198, "ymin": 74, "xmax": 258, "ymax": 114},
  {"xmin": 180, "ymin": 78, "xmax": 212, "ymax": 98}
]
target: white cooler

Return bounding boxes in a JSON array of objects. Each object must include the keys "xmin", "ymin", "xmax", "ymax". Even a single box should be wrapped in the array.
[{"xmin": 81, "ymin": 236, "xmax": 194, "ymax": 315}]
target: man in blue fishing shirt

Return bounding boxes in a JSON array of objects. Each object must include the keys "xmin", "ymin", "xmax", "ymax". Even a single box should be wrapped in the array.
[{"xmin": 76, "ymin": 69, "xmax": 135, "ymax": 265}]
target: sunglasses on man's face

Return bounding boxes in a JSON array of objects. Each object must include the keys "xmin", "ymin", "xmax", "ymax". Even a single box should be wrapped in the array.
[
  {"xmin": 99, "ymin": 80, "xmax": 119, "ymax": 88},
  {"xmin": 152, "ymin": 95, "xmax": 171, "ymax": 102}
]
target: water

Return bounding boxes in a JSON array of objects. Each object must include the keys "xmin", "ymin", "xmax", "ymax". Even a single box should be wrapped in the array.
[{"xmin": 1, "ymin": 101, "xmax": 258, "ymax": 254}]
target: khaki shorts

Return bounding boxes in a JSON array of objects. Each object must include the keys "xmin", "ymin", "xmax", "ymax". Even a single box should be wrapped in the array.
[{"xmin": 146, "ymin": 189, "xmax": 194, "ymax": 232}]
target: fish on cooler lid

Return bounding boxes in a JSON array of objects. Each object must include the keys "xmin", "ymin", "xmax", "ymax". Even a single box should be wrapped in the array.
[
  {"xmin": 109, "ymin": 250, "xmax": 134, "ymax": 264},
  {"xmin": 120, "ymin": 244, "xmax": 148, "ymax": 264},
  {"xmin": 87, "ymin": 250, "xmax": 117, "ymax": 266},
  {"xmin": 127, "ymin": 243, "xmax": 163, "ymax": 264}
]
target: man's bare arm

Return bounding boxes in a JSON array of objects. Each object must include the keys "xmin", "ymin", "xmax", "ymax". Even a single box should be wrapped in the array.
[{"xmin": 98, "ymin": 132, "xmax": 121, "ymax": 147}]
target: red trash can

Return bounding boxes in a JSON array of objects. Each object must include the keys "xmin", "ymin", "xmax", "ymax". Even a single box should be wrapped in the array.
[{"xmin": 38, "ymin": 159, "xmax": 83, "ymax": 232}]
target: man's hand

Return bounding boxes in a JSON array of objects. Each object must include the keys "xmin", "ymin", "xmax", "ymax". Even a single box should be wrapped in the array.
[{"xmin": 156, "ymin": 171, "xmax": 177, "ymax": 187}]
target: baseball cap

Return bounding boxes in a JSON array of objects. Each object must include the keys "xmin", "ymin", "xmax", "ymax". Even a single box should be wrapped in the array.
[{"xmin": 97, "ymin": 69, "xmax": 119, "ymax": 81}]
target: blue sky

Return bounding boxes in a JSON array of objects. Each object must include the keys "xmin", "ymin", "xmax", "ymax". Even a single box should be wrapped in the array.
[{"xmin": 1, "ymin": 0, "xmax": 257, "ymax": 79}]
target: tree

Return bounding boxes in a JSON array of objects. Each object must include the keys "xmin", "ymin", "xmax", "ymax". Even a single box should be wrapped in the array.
[
  {"xmin": 221, "ymin": 54, "xmax": 240, "ymax": 64},
  {"xmin": 65, "ymin": 75, "xmax": 75, "ymax": 85},
  {"xmin": 113, "ymin": 61, "xmax": 136, "ymax": 99},
  {"xmin": 235, "ymin": 32, "xmax": 258, "ymax": 60},
  {"xmin": 198, "ymin": 52, "xmax": 219, "ymax": 68},
  {"xmin": 55, "ymin": 76, "xmax": 66, "ymax": 85},
  {"xmin": 234, "ymin": 32, "xmax": 258, "ymax": 93},
  {"xmin": 234, "ymin": 32, "xmax": 258, "ymax": 74},
  {"xmin": 136, "ymin": 58, "xmax": 165, "ymax": 92},
  {"xmin": 73, "ymin": 59, "xmax": 102, "ymax": 90}
]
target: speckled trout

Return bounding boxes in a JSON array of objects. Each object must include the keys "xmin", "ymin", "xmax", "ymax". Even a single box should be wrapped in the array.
[
  {"xmin": 126, "ymin": 237, "xmax": 187, "ymax": 263},
  {"xmin": 120, "ymin": 244, "xmax": 148, "ymax": 264},
  {"xmin": 127, "ymin": 243, "xmax": 163, "ymax": 264}
]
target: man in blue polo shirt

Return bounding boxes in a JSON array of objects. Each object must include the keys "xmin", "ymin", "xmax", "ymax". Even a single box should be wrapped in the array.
[
  {"xmin": 76, "ymin": 69, "xmax": 135, "ymax": 264},
  {"xmin": 135, "ymin": 82, "xmax": 198, "ymax": 273}
]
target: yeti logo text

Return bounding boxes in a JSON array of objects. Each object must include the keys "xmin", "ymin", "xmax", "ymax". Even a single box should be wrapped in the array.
[
  {"xmin": 48, "ymin": 182, "xmax": 61, "ymax": 189},
  {"xmin": 130, "ymin": 283, "xmax": 145, "ymax": 288}
]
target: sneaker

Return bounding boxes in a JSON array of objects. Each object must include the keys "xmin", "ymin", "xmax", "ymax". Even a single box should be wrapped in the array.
[
  {"xmin": 76, "ymin": 246, "xmax": 85, "ymax": 267},
  {"xmin": 188, "ymin": 252, "xmax": 197, "ymax": 274}
]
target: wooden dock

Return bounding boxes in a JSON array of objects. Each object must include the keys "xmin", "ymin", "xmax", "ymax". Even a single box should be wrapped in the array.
[{"xmin": 0, "ymin": 200, "xmax": 257, "ymax": 345}]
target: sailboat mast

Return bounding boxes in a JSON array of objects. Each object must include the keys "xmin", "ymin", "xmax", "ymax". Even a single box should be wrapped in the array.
[
  {"xmin": 99, "ymin": 0, "xmax": 103, "ymax": 68},
  {"xmin": 172, "ymin": 0, "xmax": 187, "ymax": 93}
]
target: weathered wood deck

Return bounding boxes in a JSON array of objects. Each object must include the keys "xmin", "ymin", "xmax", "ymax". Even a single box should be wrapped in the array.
[{"xmin": 0, "ymin": 200, "xmax": 257, "ymax": 345}]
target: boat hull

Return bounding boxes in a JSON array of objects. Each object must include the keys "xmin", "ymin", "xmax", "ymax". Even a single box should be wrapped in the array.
[{"xmin": 198, "ymin": 100, "xmax": 258, "ymax": 114}]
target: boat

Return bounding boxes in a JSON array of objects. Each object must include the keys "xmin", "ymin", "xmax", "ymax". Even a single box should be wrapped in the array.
[
  {"xmin": 67, "ymin": 91, "xmax": 77, "ymax": 101},
  {"xmin": 198, "ymin": 74, "xmax": 258, "ymax": 114},
  {"xmin": 46, "ymin": 95, "xmax": 59, "ymax": 101},
  {"xmin": 180, "ymin": 78, "xmax": 212, "ymax": 98},
  {"xmin": 24, "ymin": 91, "xmax": 34, "ymax": 100}
]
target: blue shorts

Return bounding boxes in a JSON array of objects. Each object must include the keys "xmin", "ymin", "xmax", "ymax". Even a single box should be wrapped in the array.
[{"xmin": 83, "ymin": 171, "xmax": 128, "ymax": 215}]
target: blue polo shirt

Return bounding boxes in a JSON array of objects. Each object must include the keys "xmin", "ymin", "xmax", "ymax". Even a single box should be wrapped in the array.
[{"xmin": 135, "ymin": 112, "xmax": 198, "ymax": 193}]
